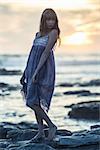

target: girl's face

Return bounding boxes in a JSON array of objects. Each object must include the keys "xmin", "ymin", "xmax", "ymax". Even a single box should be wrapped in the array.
[{"xmin": 46, "ymin": 18, "xmax": 56, "ymax": 29}]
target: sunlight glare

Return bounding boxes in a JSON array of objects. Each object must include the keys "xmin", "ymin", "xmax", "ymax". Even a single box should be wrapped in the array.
[{"xmin": 62, "ymin": 32, "xmax": 91, "ymax": 45}]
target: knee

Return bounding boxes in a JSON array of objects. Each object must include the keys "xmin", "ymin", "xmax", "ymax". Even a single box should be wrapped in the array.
[
  {"xmin": 26, "ymin": 101, "xmax": 37, "ymax": 111},
  {"xmin": 31, "ymin": 105, "xmax": 37, "ymax": 111}
]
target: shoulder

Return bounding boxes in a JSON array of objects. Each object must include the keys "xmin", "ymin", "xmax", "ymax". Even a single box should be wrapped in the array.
[{"xmin": 48, "ymin": 29, "xmax": 58, "ymax": 38}]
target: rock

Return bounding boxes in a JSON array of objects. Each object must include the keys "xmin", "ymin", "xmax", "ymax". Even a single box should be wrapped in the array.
[
  {"xmin": 6, "ymin": 122, "xmax": 48, "ymax": 141},
  {"xmin": 54, "ymin": 128, "xmax": 100, "ymax": 148},
  {"xmin": 0, "ymin": 83, "xmax": 9, "ymax": 88},
  {"xmin": 63, "ymin": 90, "xmax": 90, "ymax": 95},
  {"xmin": 79, "ymin": 79, "xmax": 100, "ymax": 87},
  {"xmin": 63, "ymin": 90, "xmax": 100, "ymax": 96},
  {"xmin": 57, "ymin": 79, "xmax": 100, "ymax": 88},
  {"xmin": 7, "ymin": 129, "xmax": 37, "ymax": 141},
  {"xmin": 0, "ymin": 122, "xmax": 100, "ymax": 150},
  {"xmin": 0, "ymin": 127, "xmax": 7, "ymax": 139},
  {"xmin": 55, "ymin": 134, "xmax": 100, "ymax": 148},
  {"xmin": 7, "ymin": 143, "xmax": 23, "ymax": 150},
  {"xmin": 0, "ymin": 82, "xmax": 21, "ymax": 96},
  {"xmin": 58, "ymin": 83, "xmax": 74, "ymax": 87},
  {"xmin": 65, "ymin": 101, "xmax": 100, "ymax": 108},
  {"xmin": 91, "ymin": 125, "xmax": 100, "ymax": 129},
  {"xmin": 2, "ymin": 122, "xmax": 18, "ymax": 128},
  {"xmin": 5, "ymin": 112, "xmax": 17, "ymax": 117},
  {"xmin": 90, "ymin": 128, "xmax": 100, "ymax": 135},
  {"xmin": 7, "ymin": 128, "xmax": 71, "ymax": 142},
  {"xmin": 56, "ymin": 129, "xmax": 72, "ymax": 136},
  {"xmin": 0, "ymin": 139, "xmax": 10, "ymax": 148},
  {"xmin": 0, "ymin": 68, "xmax": 22, "ymax": 75},
  {"xmin": 16, "ymin": 143, "xmax": 55, "ymax": 150},
  {"xmin": 0, "ymin": 90, "xmax": 10, "ymax": 96},
  {"xmin": 53, "ymin": 92, "xmax": 63, "ymax": 97},
  {"xmin": 78, "ymin": 92, "xmax": 100, "ymax": 97},
  {"xmin": 68, "ymin": 101, "xmax": 100, "ymax": 120},
  {"xmin": 7, "ymin": 85, "xmax": 20, "ymax": 91},
  {"xmin": 17, "ymin": 122, "xmax": 48, "ymax": 130}
]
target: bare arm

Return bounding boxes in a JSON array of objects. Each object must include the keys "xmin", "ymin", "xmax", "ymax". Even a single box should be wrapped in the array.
[{"xmin": 33, "ymin": 29, "xmax": 58, "ymax": 78}]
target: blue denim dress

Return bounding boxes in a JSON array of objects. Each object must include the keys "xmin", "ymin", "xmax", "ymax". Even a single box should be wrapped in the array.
[{"xmin": 22, "ymin": 32, "xmax": 55, "ymax": 112}]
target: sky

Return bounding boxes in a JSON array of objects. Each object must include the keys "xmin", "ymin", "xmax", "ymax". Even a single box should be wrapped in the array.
[{"xmin": 0, "ymin": 0, "xmax": 100, "ymax": 54}]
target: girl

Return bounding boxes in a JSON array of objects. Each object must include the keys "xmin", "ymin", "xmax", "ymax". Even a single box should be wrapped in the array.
[{"xmin": 20, "ymin": 8, "xmax": 60, "ymax": 142}]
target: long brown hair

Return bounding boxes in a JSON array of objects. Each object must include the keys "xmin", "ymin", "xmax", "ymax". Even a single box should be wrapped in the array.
[{"xmin": 39, "ymin": 8, "xmax": 61, "ymax": 46}]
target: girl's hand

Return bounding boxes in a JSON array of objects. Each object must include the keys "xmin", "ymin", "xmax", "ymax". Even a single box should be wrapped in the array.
[
  {"xmin": 32, "ymin": 69, "xmax": 38, "ymax": 83},
  {"xmin": 32, "ymin": 74, "xmax": 37, "ymax": 83},
  {"xmin": 20, "ymin": 76, "xmax": 25, "ymax": 85},
  {"xmin": 20, "ymin": 70, "xmax": 26, "ymax": 85}
]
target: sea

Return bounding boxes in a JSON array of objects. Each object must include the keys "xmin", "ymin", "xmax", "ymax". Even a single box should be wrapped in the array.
[{"xmin": 0, "ymin": 51, "xmax": 100, "ymax": 132}]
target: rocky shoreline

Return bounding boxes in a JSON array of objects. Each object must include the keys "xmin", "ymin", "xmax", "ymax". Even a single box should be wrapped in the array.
[
  {"xmin": 0, "ymin": 122, "xmax": 100, "ymax": 150},
  {"xmin": 0, "ymin": 68, "xmax": 100, "ymax": 149}
]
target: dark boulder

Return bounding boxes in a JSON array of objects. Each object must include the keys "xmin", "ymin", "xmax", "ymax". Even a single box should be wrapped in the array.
[
  {"xmin": 0, "ymin": 68, "xmax": 22, "ymax": 75},
  {"xmin": 68, "ymin": 101, "xmax": 100, "ymax": 120}
]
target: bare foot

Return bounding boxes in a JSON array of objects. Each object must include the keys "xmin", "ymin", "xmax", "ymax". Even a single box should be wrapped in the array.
[
  {"xmin": 30, "ymin": 132, "xmax": 45, "ymax": 143},
  {"xmin": 47, "ymin": 125, "xmax": 57, "ymax": 141}
]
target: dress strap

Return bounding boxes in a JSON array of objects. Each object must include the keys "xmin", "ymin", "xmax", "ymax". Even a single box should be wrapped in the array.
[{"xmin": 35, "ymin": 32, "xmax": 39, "ymax": 37}]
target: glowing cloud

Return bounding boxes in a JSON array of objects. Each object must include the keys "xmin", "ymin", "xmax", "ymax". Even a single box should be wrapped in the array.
[
  {"xmin": 62, "ymin": 32, "xmax": 91, "ymax": 45},
  {"xmin": 0, "ymin": 0, "xmax": 94, "ymax": 10}
]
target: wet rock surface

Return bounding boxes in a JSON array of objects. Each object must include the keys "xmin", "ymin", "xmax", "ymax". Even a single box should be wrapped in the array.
[
  {"xmin": 58, "ymin": 79, "xmax": 100, "ymax": 87},
  {"xmin": 0, "ymin": 68, "xmax": 22, "ymax": 75},
  {"xmin": 63, "ymin": 90, "xmax": 100, "ymax": 97},
  {"xmin": 0, "ymin": 122, "xmax": 99, "ymax": 150},
  {"xmin": 67, "ymin": 101, "xmax": 100, "ymax": 120},
  {"xmin": 0, "ymin": 82, "xmax": 21, "ymax": 96}
]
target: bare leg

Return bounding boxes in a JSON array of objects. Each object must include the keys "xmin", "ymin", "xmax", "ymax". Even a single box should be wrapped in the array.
[
  {"xmin": 35, "ymin": 111, "xmax": 44, "ymax": 132},
  {"xmin": 32, "ymin": 105, "xmax": 57, "ymax": 141},
  {"xmin": 32, "ymin": 105, "xmax": 54, "ymax": 127},
  {"xmin": 35, "ymin": 111, "xmax": 45, "ymax": 136},
  {"xmin": 30, "ymin": 111, "xmax": 45, "ymax": 142}
]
